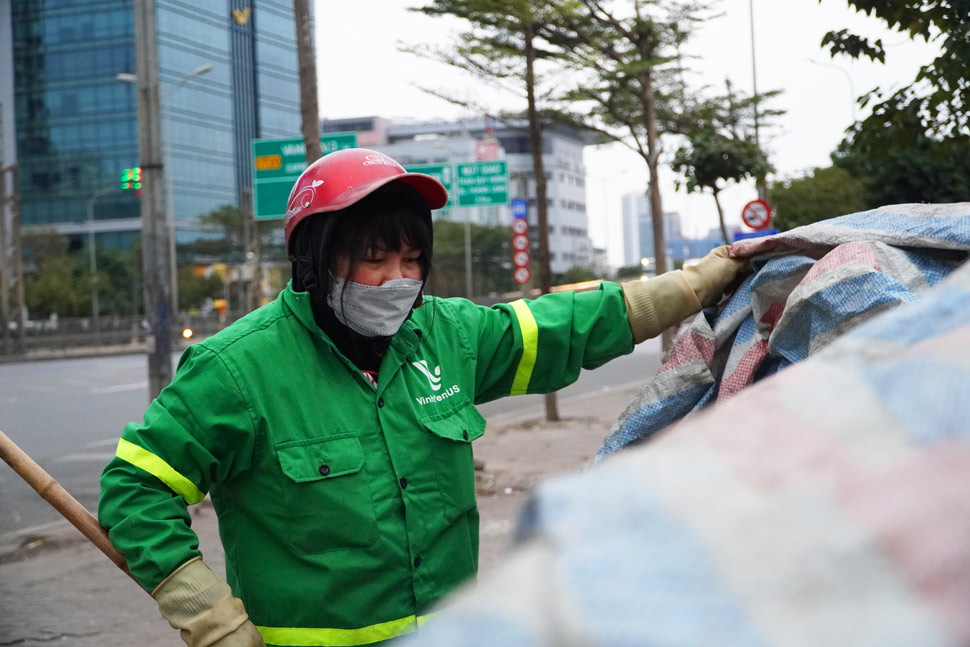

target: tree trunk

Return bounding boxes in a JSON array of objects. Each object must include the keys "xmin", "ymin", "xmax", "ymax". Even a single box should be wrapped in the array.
[
  {"xmin": 293, "ymin": 0, "xmax": 321, "ymax": 163},
  {"xmin": 640, "ymin": 71, "xmax": 673, "ymax": 352},
  {"xmin": 713, "ymin": 188, "xmax": 729, "ymax": 244},
  {"xmin": 524, "ymin": 21, "xmax": 559, "ymax": 422}
]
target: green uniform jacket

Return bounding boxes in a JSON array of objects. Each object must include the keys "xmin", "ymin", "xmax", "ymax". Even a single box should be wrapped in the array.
[{"xmin": 98, "ymin": 281, "xmax": 634, "ymax": 646}]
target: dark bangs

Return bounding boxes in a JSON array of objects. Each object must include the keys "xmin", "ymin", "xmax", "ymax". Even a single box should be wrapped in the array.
[{"xmin": 325, "ymin": 182, "xmax": 434, "ymax": 279}]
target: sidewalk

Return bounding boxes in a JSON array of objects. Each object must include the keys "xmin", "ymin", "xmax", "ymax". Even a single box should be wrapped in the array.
[{"xmin": 0, "ymin": 378, "xmax": 650, "ymax": 646}]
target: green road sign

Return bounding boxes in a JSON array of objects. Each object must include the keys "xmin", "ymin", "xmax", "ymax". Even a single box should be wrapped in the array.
[
  {"xmin": 456, "ymin": 160, "xmax": 509, "ymax": 207},
  {"xmin": 251, "ymin": 133, "xmax": 357, "ymax": 220},
  {"xmin": 405, "ymin": 163, "xmax": 454, "ymax": 208}
]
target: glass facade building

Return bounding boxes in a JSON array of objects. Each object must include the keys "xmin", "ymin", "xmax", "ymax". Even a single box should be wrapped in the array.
[{"xmin": 5, "ymin": 0, "xmax": 300, "ymax": 254}]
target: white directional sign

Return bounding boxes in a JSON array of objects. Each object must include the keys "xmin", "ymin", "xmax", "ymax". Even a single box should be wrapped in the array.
[{"xmin": 456, "ymin": 160, "xmax": 509, "ymax": 207}]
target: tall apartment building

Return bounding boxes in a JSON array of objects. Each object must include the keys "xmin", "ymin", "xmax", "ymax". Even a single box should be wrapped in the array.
[
  {"xmin": 2, "ymin": 0, "xmax": 300, "ymax": 256},
  {"xmin": 322, "ymin": 116, "xmax": 596, "ymax": 276}
]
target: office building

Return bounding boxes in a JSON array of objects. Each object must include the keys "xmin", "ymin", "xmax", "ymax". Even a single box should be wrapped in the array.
[
  {"xmin": 3, "ymin": 0, "xmax": 301, "ymax": 257},
  {"xmin": 620, "ymin": 191, "xmax": 681, "ymax": 267},
  {"xmin": 322, "ymin": 116, "xmax": 596, "ymax": 276}
]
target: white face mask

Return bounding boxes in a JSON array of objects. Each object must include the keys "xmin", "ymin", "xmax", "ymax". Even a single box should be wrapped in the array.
[{"xmin": 327, "ymin": 272, "xmax": 423, "ymax": 337}]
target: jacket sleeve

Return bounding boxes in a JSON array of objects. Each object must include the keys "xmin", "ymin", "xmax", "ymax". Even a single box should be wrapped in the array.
[
  {"xmin": 465, "ymin": 281, "xmax": 635, "ymax": 404},
  {"xmin": 98, "ymin": 346, "xmax": 257, "ymax": 592}
]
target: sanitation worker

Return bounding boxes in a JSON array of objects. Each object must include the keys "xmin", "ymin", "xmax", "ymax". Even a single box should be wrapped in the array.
[{"xmin": 98, "ymin": 148, "xmax": 747, "ymax": 647}]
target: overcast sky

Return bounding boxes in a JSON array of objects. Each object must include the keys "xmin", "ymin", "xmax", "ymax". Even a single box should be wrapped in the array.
[{"xmin": 315, "ymin": 0, "xmax": 940, "ymax": 264}]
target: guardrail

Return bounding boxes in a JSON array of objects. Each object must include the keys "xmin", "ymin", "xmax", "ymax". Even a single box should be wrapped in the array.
[
  {"xmin": 0, "ymin": 281, "xmax": 617, "ymax": 362},
  {"xmin": 0, "ymin": 313, "xmax": 243, "ymax": 362}
]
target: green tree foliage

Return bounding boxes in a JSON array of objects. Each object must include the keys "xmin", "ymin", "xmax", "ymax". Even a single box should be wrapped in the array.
[
  {"xmin": 771, "ymin": 166, "xmax": 869, "ymax": 231},
  {"xmin": 23, "ymin": 231, "xmax": 140, "ymax": 318},
  {"xmin": 544, "ymin": 0, "xmax": 715, "ymax": 283},
  {"xmin": 833, "ymin": 99, "xmax": 970, "ymax": 205},
  {"xmin": 178, "ymin": 266, "xmax": 224, "ymax": 312},
  {"xmin": 673, "ymin": 133, "xmax": 769, "ymax": 242},
  {"xmin": 671, "ymin": 80, "xmax": 780, "ymax": 242},
  {"xmin": 821, "ymin": 1, "xmax": 969, "ymax": 140},
  {"xmin": 185, "ymin": 204, "xmax": 278, "ymax": 264},
  {"xmin": 91, "ymin": 247, "xmax": 140, "ymax": 316},
  {"xmin": 430, "ymin": 220, "xmax": 516, "ymax": 297},
  {"xmin": 614, "ymin": 264, "xmax": 645, "ymax": 280},
  {"xmin": 407, "ymin": 0, "xmax": 568, "ymax": 296},
  {"xmin": 558, "ymin": 265, "xmax": 598, "ymax": 284},
  {"xmin": 823, "ymin": 1, "xmax": 970, "ymax": 204}
]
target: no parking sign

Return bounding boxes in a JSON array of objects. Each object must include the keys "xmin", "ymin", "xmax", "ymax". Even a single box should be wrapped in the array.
[
  {"xmin": 741, "ymin": 199, "xmax": 772, "ymax": 230},
  {"xmin": 510, "ymin": 214, "xmax": 531, "ymax": 285}
]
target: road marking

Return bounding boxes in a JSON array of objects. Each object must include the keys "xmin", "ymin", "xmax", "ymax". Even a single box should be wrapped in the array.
[
  {"xmin": 87, "ymin": 437, "xmax": 122, "ymax": 448},
  {"xmin": 89, "ymin": 381, "xmax": 146, "ymax": 395},
  {"xmin": 53, "ymin": 451, "xmax": 116, "ymax": 463}
]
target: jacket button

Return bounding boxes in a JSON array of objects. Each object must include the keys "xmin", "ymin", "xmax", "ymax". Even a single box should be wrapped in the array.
[
  {"xmin": 462, "ymin": 429, "xmax": 469, "ymax": 441},
  {"xmin": 399, "ymin": 477, "xmax": 408, "ymax": 489},
  {"xmin": 413, "ymin": 556, "xmax": 421, "ymax": 568},
  {"xmin": 377, "ymin": 398, "xmax": 384, "ymax": 408},
  {"xmin": 318, "ymin": 464, "xmax": 330, "ymax": 476}
]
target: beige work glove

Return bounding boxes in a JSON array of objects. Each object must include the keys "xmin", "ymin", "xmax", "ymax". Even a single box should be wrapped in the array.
[
  {"xmin": 621, "ymin": 245, "xmax": 747, "ymax": 343},
  {"xmin": 153, "ymin": 557, "xmax": 265, "ymax": 647}
]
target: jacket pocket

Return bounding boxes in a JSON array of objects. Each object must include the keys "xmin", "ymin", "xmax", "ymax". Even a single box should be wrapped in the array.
[
  {"xmin": 422, "ymin": 402, "xmax": 486, "ymax": 523},
  {"xmin": 275, "ymin": 435, "xmax": 377, "ymax": 555}
]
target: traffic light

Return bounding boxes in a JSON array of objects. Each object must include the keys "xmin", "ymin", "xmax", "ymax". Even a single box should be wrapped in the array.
[{"xmin": 120, "ymin": 167, "xmax": 143, "ymax": 195}]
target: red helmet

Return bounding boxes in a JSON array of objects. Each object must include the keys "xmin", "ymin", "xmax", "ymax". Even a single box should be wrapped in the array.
[{"xmin": 283, "ymin": 148, "xmax": 448, "ymax": 251}]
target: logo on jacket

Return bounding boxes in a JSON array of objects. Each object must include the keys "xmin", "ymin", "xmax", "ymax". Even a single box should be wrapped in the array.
[{"xmin": 411, "ymin": 360, "xmax": 442, "ymax": 391}]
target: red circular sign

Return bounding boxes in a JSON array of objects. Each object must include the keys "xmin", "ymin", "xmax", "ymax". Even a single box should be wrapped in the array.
[
  {"xmin": 513, "ymin": 251, "xmax": 530, "ymax": 267},
  {"xmin": 511, "ymin": 219, "xmax": 529, "ymax": 235},
  {"xmin": 513, "ymin": 266, "xmax": 531, "ymax": 285},
  {"xmin": 741, "ymin": 199, "xmax": 772, "ymax": 230},
  {"xmin": 512, "ymin": 234, "xmax": 530, "ymax": 251}
]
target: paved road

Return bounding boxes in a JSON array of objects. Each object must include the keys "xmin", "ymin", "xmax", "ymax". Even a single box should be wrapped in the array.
[
  {"xmin": 0, "ymin": 338, "xmax": 660, "ymax": 549},
  {"xmin": 0, "ymin": 341, "xmax": 662, "ymax": 647}
]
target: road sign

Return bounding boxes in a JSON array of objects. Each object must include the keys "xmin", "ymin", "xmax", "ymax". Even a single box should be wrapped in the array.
[
  {"xmin": 513, "ymin": 250, "xmax": 530, "ymax": 267},
  {"xmin": 456, "ymin": 160, "xmax": 509, "ymax": 207},
  {"xmin": 741, "ymin": 199, "xmax": 772, "ymax": 230},
  {"xmin": 511, "ymin": 218, "xmax": 529, "ymax": 235},
  {"xmin": 512, "ymin": 234, "xmax": 529, "ymax": 251},
  {"xmin": 511, "ymin": 197, "xmax": 528, "ymax": 219},
  {"xmin": 405, "ymin": 164, "xmax": 454, "ymax": 208},
  {"xmin": 513, "ymin": 266, "xmax": 531, "ymax": 285},
  {"xmin": 251, "ymin": 132, "xmax": 357, "ymax": 220}
]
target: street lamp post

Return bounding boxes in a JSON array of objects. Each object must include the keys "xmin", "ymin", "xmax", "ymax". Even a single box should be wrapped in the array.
[
  {"xmin": 117, "ymin": 63, "xmax": 213, "ymax": 328},
  {"xmin": 131, "ymin": 0, "xmax": 172, "ymax": 399},
  {"xmin": 85, "ymin": 186, "xmax": 116, "ymax": 339},
  {"xmin": 118, "ymin": 52, "xmax": 212, "ymax": 398}
]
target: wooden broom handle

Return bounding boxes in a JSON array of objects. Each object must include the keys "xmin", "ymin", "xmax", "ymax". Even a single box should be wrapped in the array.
[{"xmin": 0, "ymin": 429, "xmax": 138, "ymax": 584}]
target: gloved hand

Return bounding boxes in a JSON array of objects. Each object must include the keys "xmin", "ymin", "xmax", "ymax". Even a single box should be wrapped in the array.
[
  {"xmin": 153, "ymin": 557, "xmax": 265, "ymax": 647},
  {"xmin": 682, "ymin": 245, "xmax": 748, "ymax": 307},
  {"xmin": 621, "ymin": 245, "xmax": 748, "ymax": 342}
]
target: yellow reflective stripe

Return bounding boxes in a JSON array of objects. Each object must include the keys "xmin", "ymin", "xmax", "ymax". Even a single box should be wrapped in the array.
[
  {"xmin": 256, "ymin": 614, "xmax": 431, "ymax": 646},
  {"xmin": 115, "ymin": 438, "xmax": 205, "ymax": 505},
  {"xmin": 509, "ymin": 299, "xmax": 538, "ymax": 395}
]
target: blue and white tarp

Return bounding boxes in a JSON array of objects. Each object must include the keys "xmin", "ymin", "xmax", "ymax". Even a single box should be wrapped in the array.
[
  {"xmin": 399, "ymin": 203, "xmax": 970, "ymax": 647},
  {"xmin": 596, "ymin": 203, "xmax": 970, "ymax": 462}
]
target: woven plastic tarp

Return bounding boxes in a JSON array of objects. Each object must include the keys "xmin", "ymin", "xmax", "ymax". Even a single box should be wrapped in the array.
[
  {"xmin": 398, "ymin": 203, "xmax": 970, "ymax": 647},
  {"xmin": 596, "ymin": 203, "xmax": 970, "ymax": 463}
]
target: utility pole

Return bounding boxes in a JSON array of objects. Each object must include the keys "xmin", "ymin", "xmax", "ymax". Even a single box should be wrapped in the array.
[
  {"xmin": 134, "ymin": 0, "xmax": 173, "ymax": 399},
  {"xmin": 749, "ymin": 0, "xmax": 768, "ymax": 203},
  {"xmin": 0, "ymin": 163, "xmax": 24, "ymax": 355},
  {"xmin": 293, "ymin": 0, "xmax": 321, "ymax": 163}
]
